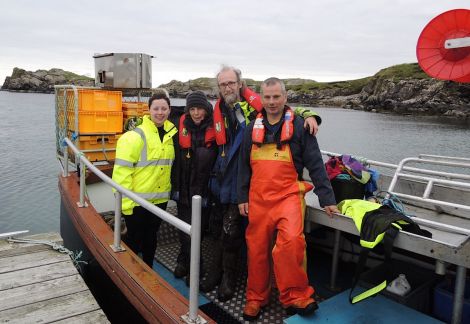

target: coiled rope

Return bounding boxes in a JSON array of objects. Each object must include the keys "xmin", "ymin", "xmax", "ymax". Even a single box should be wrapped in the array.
[
  {"xmin": 375, "ymin": 191, "xmax": 414, "ymax": 218},
  {"xmin": 7, "ymin": 237, "xmax": 88, "ymax": 270}
]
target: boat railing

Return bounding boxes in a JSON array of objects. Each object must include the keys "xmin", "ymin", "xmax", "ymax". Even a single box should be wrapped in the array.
[
  {"xmin": 321, "ymin": 150, "xmax": 470, "ymax": 182},
  {"xmin": 318, "ymin": 151, "xmax": 470, "ymax": 324},
  {"xmin": 386, "ymin": 156, "xmax": 470, "ymax": 236},
  {"xmin": 60, "ymin": 137, "xmax": 205, "ymax": 324},
  {"xmin": 321, "ymin": 151, "xmax": 470, "ymax": 236}
]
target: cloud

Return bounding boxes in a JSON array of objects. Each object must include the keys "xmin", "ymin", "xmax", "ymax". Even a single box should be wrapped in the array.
[{"xmin": 1, "ymin": 0, "xmax": 469, "ymax": 87}]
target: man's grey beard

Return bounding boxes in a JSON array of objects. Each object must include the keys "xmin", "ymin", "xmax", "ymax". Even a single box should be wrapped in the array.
[{"xmin": 224, "ymin": 93, "xmax": 239, "ymax": 107}]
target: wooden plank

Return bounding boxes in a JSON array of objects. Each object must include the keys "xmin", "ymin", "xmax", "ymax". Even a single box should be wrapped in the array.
[
  {"xmin": 0, "ymin": 232, "xmax": 63, "ymax": 258},
  {"xmin": 0, "ymin": 249, "xmax": 70, "ymax": 274},
  {"xmin": 0, "ymin": 260, "xmax": 77, "ymax": 290},
  {"xmin": 0, "ymin": 274, "xmax": 88, "ymax": 311},
  {"xmin": 0, "ymin": 290, "xmax": 102, "ymax": 323},
  {"xmin": 53, "ymin": 310, "xmax": 109, "ymax": 323}
]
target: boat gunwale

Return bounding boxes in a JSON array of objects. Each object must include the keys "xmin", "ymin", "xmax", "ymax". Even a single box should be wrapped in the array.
[{"xmin": 58, "ymin": 171, "xmax": 214, "ymax": 324}]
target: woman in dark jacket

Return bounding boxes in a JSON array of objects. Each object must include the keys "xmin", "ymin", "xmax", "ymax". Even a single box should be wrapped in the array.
[{"xmin": 173, "ymin": 91, "xmax": 217, "ymax": 280}]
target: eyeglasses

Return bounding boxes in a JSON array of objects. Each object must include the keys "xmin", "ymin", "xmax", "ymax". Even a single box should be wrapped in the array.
[{"xmin": 218, "ymin": 81, "xmax": 238, "ymax": 88}]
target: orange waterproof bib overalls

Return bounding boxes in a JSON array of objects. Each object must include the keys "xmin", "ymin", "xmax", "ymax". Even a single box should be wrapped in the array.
[{"xmin": 246, "ymin": 110, "xmax": 315, "ymax": 306}]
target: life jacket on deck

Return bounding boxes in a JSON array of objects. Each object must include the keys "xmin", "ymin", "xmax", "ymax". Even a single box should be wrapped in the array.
[
  {"xmin": 213, "ymin": 87, "xmax": 262, "ymax": 146},
  {"xmin": 338, "ymin": 199, "xmax": 432, "ymax": 304},
  {"xmin": 252, "ymin": 107, "xmax": 295, "ymax": 146},
  {"xmin": 178, "ymin": 115, "xmax": 215, "ymax": 157}
]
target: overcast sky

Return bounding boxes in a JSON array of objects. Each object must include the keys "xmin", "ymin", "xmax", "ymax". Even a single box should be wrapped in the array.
[{"xmin": 1, "ymin": 1, "xmax": 468, "ymax": 87}]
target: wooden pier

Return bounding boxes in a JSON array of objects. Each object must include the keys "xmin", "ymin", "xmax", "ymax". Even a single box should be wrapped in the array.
[{"xmin": 0, "ymin": 232, "xmax": 108, "ymax": 323}]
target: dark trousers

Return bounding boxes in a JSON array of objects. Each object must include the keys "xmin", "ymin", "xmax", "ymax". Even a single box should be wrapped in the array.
[
  {"xmin": 176, "ymin": 203, "xmax": 210, "ymax": 266},
  {"xmin": 210, "ymin": 200, "xmax": 245, "ymax": 272},
  {"xmin": 123, "ymin": 202, "xmax": 166, "ymax": 267}
]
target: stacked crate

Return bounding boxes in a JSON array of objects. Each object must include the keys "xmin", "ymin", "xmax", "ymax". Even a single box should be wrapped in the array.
[
  {"xmin": 122, "ymin": 102, "xmax": 149, "ymax": 131},
  {"xmin": 66, "ymin": 89, "xmax": 123, "ymax": 162},
  {"xmin": 122, "ymin": 102, "xmax": 148, "ymax": 117}
]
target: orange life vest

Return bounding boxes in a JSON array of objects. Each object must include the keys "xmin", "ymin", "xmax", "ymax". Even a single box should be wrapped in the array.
[
  {"xmin": 213, "ymin": 87, "xmax": 262, "ymax": 146},
  {"xmin": 252, "ymin": 107, "xmax": 295, "ymax": 145},
  {"xmin": 178, "ymin": 114, "xmax": 216, "ymax": 149}
]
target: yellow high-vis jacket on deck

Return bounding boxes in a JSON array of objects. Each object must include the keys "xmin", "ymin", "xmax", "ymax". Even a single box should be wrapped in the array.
[{"xmin": 112, "ymin": 115, "xmax": 178, "ymax": 215}]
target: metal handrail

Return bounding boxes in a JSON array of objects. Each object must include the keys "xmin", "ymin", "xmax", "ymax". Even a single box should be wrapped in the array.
[
  {"xmin": 419, "ymin": 154, "xmax": 470, "ymax": 163},
  {"xmin": 388, "ymin": 157, "xmax": 470, "ymax": 202},
  {"xmin": 62, "ymin": 137, "xmax": 204, "ymax": 324},
  {"xmin": 321, "ymin": 151, "xmax": 470, "ymax": 235},
  {"xmin": 321, "ymin": 150, "xmax": 470, "ymax": 181}
]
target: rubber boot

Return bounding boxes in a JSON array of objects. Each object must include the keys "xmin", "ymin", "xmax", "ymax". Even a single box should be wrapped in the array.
[
  {"xmin": 199, "ymin": 243, "xmax": 222, "ymax": 292},
  {"xmin": 217, "ymin": 251, "xmax": 238, "ymax": 301},
  {"xmin": 174, "ymin": 223, "xmax": 190, "ymax": 278},
  {"xmin": 174, "ymin": 251, "xmax": 189, "ymax": 278}
]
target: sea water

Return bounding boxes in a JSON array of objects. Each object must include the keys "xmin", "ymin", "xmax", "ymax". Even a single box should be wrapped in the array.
[{"xmin": 0, "ymin": 91, "xmax": 469, "ymax": 235}]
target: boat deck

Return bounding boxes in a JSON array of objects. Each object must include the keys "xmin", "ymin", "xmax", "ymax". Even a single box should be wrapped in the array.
[
  {"xmin": 0, "ymin": 232, "xmax": 108, "ymax": 323},
  {"xmin": 153, "ymin": 207, "xmax": 444, "ymax": 324}
]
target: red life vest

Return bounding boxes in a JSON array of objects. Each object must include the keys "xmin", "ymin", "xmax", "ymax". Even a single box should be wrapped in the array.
[
  {"xmin": 178, "ymin": 114, "xmax": 216, "ymax": 149},
  {"xmin": 252, "ymin": 107, "xmax": 295, "ymax": 145},
  {"xmin": 213, "ymin": 87, "xmax": 262, "ymax": 146}
]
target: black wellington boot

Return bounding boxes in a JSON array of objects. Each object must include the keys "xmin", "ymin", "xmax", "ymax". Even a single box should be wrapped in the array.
[
  {"xmin": 174, "ymin": 260, "xmax": 189, "ymax": 278},
  {"xmin": 217, "ymin": 251, "xmax": 238, "ymax": 301},
  {"xmin": 199, "ymin": 244, "xmax": 222, "ymax": 292},
  {"xmin": 174, "ymin": 248, "xmax": 189, "ymax": 279}
]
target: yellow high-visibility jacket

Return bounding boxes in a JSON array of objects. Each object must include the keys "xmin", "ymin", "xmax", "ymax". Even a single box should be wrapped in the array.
[{"xmin": 112, "ymin": 115, "xmax": 178, "ymax": 215}]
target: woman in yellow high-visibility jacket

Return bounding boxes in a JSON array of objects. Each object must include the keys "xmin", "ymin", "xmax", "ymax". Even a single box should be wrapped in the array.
[{"xmin": 112, "ymin": 91, "xmax": 178, "ymax": 267}]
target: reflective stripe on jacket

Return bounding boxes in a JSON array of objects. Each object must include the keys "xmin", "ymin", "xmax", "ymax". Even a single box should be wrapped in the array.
[{"xmin": 112, "ymin": 115, "xmax": 177, "ymax": 215}]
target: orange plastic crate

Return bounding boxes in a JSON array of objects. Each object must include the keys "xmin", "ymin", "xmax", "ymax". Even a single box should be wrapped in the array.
[
  {"xmin": 67, "ymin": 110, "xmax": 123, "ymax": 134},
  {"xmin": 70, "ymin": 134, "xmax": 121, "ymax": 162},
  {"xmin": 66, "ymin": 89, "xmax": 122, "ymax": 112},
  {"xmin": 122, "ymin": 102, "xmax": 149, "ymax": 117}
]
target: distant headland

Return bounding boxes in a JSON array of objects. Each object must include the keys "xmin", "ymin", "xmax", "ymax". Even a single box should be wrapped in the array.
[{"xmin": 2, "ymin": 64, "xmax": 469, "ymax": 118}]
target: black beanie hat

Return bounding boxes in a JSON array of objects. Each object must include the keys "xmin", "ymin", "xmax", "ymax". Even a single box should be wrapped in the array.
[{"xmin": 185, "ymin": 91, "xmax": 212, "ymax": 114}]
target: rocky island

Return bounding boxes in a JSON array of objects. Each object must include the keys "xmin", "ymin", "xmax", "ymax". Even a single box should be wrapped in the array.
[
  {"xmin": 2, "ymin": 64, "xmax": 470, "ymax": 118},
  {"xmin": 1, "ymin": 68, "xmax": 94, "ymax": 93}
]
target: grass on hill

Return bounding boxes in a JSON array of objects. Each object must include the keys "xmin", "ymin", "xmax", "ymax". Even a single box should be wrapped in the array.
[
  {"xmin": 165, "ymin": 63, "xmax": 430, "ymax": 94},
  {"xmin": 373, "ymin": 63, "xmax": 430, "ymax": 80},
  {"xmin": 60, "ymin": 70, "xmax": 93, "ymax": 81},
  {"xmin": 286, "ymin": 63, "xmax": 429, "ymax": 93}
]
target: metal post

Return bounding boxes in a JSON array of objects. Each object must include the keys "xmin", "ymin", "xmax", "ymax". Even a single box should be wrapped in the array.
[
  {"xmin": 63, "ymin": 146, "xmax": 69, "ymax": 177},
  {"xmin": 329, "ymin": 229, "xmax": 342, "ymax": 291},
  {"xmin": 435, "ymin": 260, "xmax": 447, "ymax": 275},
  {"xmin": 78, "ymin": 158, "xmax": 88, "ymax": 207},
  {"xmin": 183, "ymin": 195, "xmax": 206, "ymax": 324},
  {"xmin": 451, "ymin": 265, "xmax": 467, "ymax": 324},
  {"xmin": 111, "ymin": 191, "xmax": 125, "ymax": 252}
]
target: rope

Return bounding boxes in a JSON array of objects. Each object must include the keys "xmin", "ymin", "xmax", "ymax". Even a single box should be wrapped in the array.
[
  {"xmin": 374, "ymin": 191, "xmax": 414, "ymax": 218},
  {"xmin": 7, "ymin": 237, "xmax": 88, "ymax": 270}
]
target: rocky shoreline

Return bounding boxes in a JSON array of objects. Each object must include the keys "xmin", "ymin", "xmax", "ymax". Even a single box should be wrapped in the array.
[
  {"xmin": 2, "ymin": 64, "xmax": 470, "ymax": 119},
  {"xmin": 288, "ymin": 78, "xmax": 470, "ymax": 119}
]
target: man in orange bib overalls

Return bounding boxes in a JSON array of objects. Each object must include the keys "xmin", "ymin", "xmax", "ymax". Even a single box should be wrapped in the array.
[{"xmin": 237, "ymin": 77, "xmax": 339, "ymax": 321}]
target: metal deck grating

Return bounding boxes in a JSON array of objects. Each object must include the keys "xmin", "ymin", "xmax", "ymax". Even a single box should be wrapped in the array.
[{"xmin": 156, "ymin": 206, "xmax": 290, "ymax": 323}]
